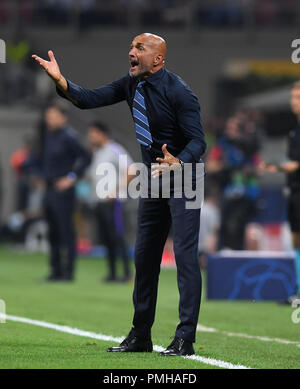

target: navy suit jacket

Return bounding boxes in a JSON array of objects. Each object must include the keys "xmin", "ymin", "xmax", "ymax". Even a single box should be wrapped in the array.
[{"xmin": 57, "ymin": 68, "xmax": 206, "ymax": 165}]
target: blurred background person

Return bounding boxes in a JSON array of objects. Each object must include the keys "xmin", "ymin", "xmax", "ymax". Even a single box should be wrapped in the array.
[
  {"xmin": 42, "ymin": 103, "xmax": 91, "ymax": 281},
  {"xmin": 87, "ymin": 121, "xmax": 133, "ymax": 283},
  {"xmin": 10, "ymin": 136, "xmax": 34, "ymax": 213},
  {"xmin": 2, "ymin": 136, "xmax": 44, "ymax": 248},
  {"xmin": 198, "ymin": 186, "xmax": 220, "ymax": 268},
  {"xmin": 25, "ymin": 102, "xmax": 91, "ymax": 281},
  {"xmin": 206, "ymin": 114, "xmax": 261, "ymax": 250},
  {"xmin": 260, "ymin": 81, "xmax": 300, "ymax": 304}
]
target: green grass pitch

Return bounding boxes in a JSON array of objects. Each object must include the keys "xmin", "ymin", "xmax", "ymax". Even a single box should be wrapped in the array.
[{"xmin": 0, "ymin": 246, "xmax": 299, "ymax": 369}]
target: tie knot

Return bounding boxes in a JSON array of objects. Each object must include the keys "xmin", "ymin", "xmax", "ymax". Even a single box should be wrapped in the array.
[{"xmin": 137, "ymin": 81, "xmax": 146, "ymax": 89}]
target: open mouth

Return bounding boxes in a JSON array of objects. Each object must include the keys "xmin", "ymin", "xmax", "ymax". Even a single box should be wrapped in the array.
[{"xmin": 130, "ymin": 58, "xmax": 139, "ymax": 71}]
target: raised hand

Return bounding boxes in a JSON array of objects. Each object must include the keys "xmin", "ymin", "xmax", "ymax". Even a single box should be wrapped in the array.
[{"xmin": 32, "ymin": 50, "xmax": 62, "ymax": 82}]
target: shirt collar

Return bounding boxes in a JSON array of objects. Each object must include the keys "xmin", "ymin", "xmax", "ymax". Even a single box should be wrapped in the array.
[{"xmin": 141, "ymin": 67, "xmax": 166, "ymax": 86}]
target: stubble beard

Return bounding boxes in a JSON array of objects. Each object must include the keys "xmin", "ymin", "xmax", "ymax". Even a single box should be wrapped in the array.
[{"xmin": 129, "ymin": 63, "xmax": 151, "ymax": 79}]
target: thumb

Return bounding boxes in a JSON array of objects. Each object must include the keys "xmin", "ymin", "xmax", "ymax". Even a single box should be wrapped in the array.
[{"xmin": 161, "ymin": 144, "xmax": 169, "ymax": 155}]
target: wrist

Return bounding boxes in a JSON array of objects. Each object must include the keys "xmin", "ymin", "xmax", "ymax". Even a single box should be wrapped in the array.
[
  {"xmin": 67, "ymin": 172, "xmax": 77, "ymax": 181},
  {"xmin": 55, "ymin": 73, "xmax": 62, "ymax": 83},
  {"xmin": 55, "ymin": 74, "xmax": 66, "ymax": 89}
]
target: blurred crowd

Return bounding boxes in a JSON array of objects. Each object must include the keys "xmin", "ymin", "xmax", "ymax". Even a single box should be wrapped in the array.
[
  {"xmin": 2, "ymin": 104, "xmax": 267, "ymax": 261},
  {"xmin": 0, "ymin": 0, "xmax": 299, "ymax": 29},
  {"xmin": 199, "ymin": 108, "xmax": 263, "ymax": 256},
  {"xmin": 2, "ymin": 102, "xmax": 134, "ymax": 282},
  {"xmin": 0, "ymin": 91, "xmax": 297, "ymax": 289},
  {"xmin": 0, "ymin": 35, "xmax": 40, "ymax": 106}
]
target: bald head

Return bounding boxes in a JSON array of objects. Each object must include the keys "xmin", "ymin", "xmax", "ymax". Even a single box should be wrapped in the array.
[
  {"xmin": 137, "ymin": 33, "xmax": 166, "ymax": 57},
  {"xmin": 129, "ymin": 32, "xmax": 167, "ymax": 78}
]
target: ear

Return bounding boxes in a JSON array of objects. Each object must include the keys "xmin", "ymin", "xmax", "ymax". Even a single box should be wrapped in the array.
[{"xmin": 154, "ymin": 54, "xmax": 163, "ymax": 65}]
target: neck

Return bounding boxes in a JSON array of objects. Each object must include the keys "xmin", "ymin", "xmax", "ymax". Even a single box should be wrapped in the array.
[
  {"xmin": 98, "ymin": 138, "xmax": 109, "ymax": 147},
  {"xmin": 143, "ymin": 65, "xmax": 164, "ymax": 79}
]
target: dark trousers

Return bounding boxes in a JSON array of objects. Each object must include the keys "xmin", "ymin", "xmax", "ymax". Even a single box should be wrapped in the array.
[
  {"xmin": 132, "ymin": 196, "xmax": 201, "ymax": 343},
  {"xmin": 44, "ymin": 187, "xmax": 76, "ymax": 277},
  {"xmin": 95, "ymin": 200, "xmax": 131, "ymax": 279}
]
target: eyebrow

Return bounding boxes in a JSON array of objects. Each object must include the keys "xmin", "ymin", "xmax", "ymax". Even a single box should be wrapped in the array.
[{"xmin": 130, "ymin": 42, "xmax": 145, "ymax": 49}]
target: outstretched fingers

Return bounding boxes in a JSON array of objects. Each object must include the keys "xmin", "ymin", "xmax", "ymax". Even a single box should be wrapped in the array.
[
  {"xmin": 32, "ymin": 50, "xmax": 56, "ymax": 70},
  {"xmin": 32, "ymin": 54, "xmax": 48, "ymax": 69}
]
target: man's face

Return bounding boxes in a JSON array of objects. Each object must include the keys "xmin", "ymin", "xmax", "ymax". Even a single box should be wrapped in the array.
[
  {"xmin": 128, "ymin": 36, "xmax": 157, "ymax": 78},
  {"xmin": 290, "ymin": 87, "xmax": 300, "ymax": 116},
  {"xmin": 225, "ymin": 117, "xmax": 240, "ymax": 139},
  {"xmin": 88, "ymin": 127, "xmax": 107, "ymax": 147},
  {"xmin": 44, "ymin": 107, "xmax": 67, "ymax": 131}
]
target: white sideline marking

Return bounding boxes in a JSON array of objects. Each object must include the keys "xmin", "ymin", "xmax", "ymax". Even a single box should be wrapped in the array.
[
  {"xmin": 197, "ymin": 324, "xmax": 300, "ymax": 347},
  {"xmin": 0, "ymin": 314, "xmax": 251, "ymax": 369}
]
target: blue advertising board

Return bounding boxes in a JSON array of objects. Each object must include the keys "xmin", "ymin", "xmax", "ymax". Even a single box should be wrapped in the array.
[{"xmin": 207, "ymin": 252, "xmax": 297, "ymax": 300}]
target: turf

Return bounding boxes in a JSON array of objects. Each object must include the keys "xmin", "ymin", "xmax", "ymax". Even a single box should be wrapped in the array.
[{"xmin": 0, "ymin": 247, "xmax": 299, "ymax": 369}]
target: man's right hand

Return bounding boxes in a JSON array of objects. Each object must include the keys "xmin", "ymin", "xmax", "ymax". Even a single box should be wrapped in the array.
[{"xmin": 32, "ymin": 50, "xmax": 68, "ymax": 92}]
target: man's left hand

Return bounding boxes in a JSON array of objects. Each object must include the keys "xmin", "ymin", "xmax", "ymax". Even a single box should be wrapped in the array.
[
  {"xmin": 151, "ymin": 144, "xmax": 180, "ymax": 178},
  {"xmin": 258, "ymin": 161, "xmax": 278, "ymax": 173},
  {"xmin": 55, "ymin": 176, "xmax": 75, "ymax": 191}
]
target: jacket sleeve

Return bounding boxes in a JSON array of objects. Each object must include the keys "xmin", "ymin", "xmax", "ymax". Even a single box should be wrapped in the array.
[
  {"xmin": 174, "ymin": 85, "xmax": 206, "ymax": 163},
  {"xmin": 56, "ymin": 75, "xmax": 128, "ymax": 109},
  {"xmin": 67, "ymin": 131, "xmax": 92, "ymax": 177}
]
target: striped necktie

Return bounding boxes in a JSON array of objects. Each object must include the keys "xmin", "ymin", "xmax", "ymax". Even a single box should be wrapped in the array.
[{"xmin": 133, "ymin": 81, "xmax": 153, "ymax": 148}]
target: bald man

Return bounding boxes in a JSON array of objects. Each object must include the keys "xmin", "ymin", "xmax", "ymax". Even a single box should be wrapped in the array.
[{"xmin": 32, "ymin": 33, "xmax": 206, "ymax": 356}]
